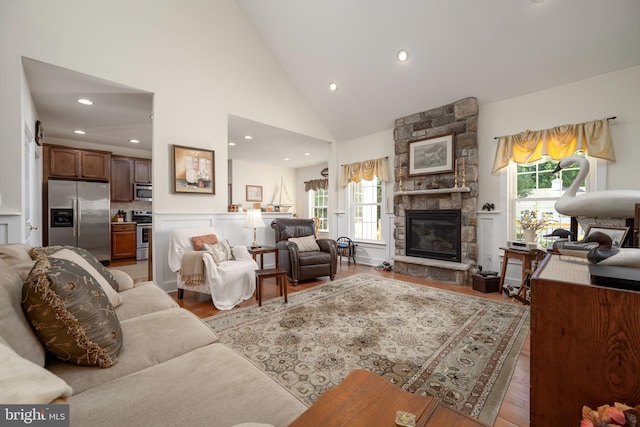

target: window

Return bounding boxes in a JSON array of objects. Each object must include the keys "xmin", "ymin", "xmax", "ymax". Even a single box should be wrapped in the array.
[
  {"xmin": 309, "ymin": 189, "xmax": 328, "ymax": 232},
  {"xmin": 510, "ymin": 153, "xmax": 594, "ymax": 245},
  {"xmin": 350, "ymin": 177, "xmax": 383, "ymax": 241}
]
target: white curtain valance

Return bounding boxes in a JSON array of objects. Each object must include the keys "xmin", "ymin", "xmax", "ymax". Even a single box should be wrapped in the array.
[
  {"xmin": 492, "ymin": 118, "xmax": 615, "ymax": 173},
  {"xmin": 339, "ymin": 157, "xmax": 389, "ymax": 187},
  {"xmin": 304, "ymin": 179, "xmax": 328, "ymax": 192}
]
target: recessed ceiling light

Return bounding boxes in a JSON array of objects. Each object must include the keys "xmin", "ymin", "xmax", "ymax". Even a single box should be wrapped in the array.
[
  {"xmin": 74, "ymin": 130, "xmax": 86, "ymax": 135},
  {"xmin": 329, "ymin": 82, "xmax": 338, "ymax": 92},
  {"xmin": 77, "ymin": 98, "xmax": 93, "ymax": 105},
  {"xmin": 129, "ymin": 139, "xmax": 140, "ymax": 144},
  {"xmin": 304, "ymin": 152, "xmax": 310, "ymax": 156},
  {"xmin": 284, "ymin": 157, "xmax": 290, "ymax": 161},
  {"xmin": 228, "ymin": 142, "xmax": 236, "ymax": 146},
  {"xmin": 244, "ymin": 135, "xmax": 253, "ymax": 140},
  {"xmin": 397, "ymin": 50, "xmax": 409, "ymax": 62}
]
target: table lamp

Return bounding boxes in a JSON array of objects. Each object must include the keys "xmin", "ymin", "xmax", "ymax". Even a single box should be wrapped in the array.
[{"xmin": 243, "ymin": 208, "xmax": 266, "ymax": 248}]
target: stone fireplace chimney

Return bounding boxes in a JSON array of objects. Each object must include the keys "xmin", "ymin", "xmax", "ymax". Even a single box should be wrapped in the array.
[{"xmin": 392, "ymin": 97, "xmax": 478, "ymax": 285}]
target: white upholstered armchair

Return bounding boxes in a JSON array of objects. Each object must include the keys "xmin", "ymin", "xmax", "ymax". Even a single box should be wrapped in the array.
[{"xmin": 167, "ymin": 227, "xmax": 258, "ymax": 310}]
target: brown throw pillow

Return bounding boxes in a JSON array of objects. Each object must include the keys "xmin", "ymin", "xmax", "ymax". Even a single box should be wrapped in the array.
[
  {"xmin": 31, "ymin": 246, "xmax": 120, "ymax": 291},
  {"xmin": 22, "ymin": 256, "xmax": 122, "ymax": 368},
  {"xmin": 192, "ymin": 234, "xmax": 218, "ymax": 251}
]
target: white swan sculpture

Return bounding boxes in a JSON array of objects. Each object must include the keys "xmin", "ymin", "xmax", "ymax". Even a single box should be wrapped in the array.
[{"xmin": 553, "ymin": 156, "xmax": 640, "ymax": 218}]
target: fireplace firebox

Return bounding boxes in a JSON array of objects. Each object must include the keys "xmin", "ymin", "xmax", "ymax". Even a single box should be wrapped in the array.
[{"xmin": 406, "ymin": 210, "xmax": 462, "ymax": 262}]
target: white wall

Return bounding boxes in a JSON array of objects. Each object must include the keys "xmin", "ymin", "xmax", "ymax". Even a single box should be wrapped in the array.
[
  {"xmin": 230, "ymin": 159, "xmax": 296, "ymax": 213},
  {"xmin": 0, "ymin": 0, "xmax": 332, "ymax": 245},
  {"xmin": 333, "ymin": 129, "xmax": 395, "ymax": 266}
]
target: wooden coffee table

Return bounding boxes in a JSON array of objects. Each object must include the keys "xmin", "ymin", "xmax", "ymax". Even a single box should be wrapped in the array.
[{"xmin": 288, "ymin": 369, "xmax": 488, "ymax": 427}]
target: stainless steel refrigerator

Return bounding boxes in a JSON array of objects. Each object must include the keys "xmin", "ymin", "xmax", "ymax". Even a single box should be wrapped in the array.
[{"xmin": 48, "ymin": 180, "xmax": 111, "ymax": 264}]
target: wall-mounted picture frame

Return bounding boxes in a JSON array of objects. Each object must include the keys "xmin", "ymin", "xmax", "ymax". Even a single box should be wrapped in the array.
[
  {"xmin": 172, "ymin": 144, "xmax": 215, "ymax": 194},
  {"xmin": 246, "ymin": 185, "xmax": 263, "ymax": 202},
  {"xmin": 585, "ymin": 225, "xmax": 630, "ymax": 247},
  {"xmin": 408, "ymin": 133, "xmax": 454, "ymax": 176}
]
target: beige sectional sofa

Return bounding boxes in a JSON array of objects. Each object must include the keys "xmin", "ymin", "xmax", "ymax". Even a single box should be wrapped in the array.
[{"xmin": 0, "ymin": 244, "xmax": 306, "ymax": 427}]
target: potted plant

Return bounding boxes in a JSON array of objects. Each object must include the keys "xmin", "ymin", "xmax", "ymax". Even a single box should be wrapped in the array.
[{"xmin": 519, "ymin": 210, "xmax": 550, "ymax": 242}]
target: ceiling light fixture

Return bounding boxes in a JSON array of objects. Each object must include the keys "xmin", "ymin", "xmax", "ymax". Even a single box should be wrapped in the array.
[
  {"xmin": 73, "ymin": 130, "xmax": 86, "ymax": 135},
  {"xmin": 284, "ymin": 157, "xmax": 290, "ymax": 161},
  {"xmin": 228, "ymin": 142, "xmax": 236, "ymax": 146},
  {"xmin": 304, "ymin": 152, "xmax": 310, "ymax": 156},
  {"xmin": 244, "ymin": 135, "xmax": 253, "ymax": 140},
  {"xmin": 329, "ymin": 82, "xmax": 338, "ymax": 92},
  {"xmin": 397, "ymin": 50, "xmax": 409, "ymax": 62},
  {"xmin": 77, "ymin": 98, "xmax": 93, "ymax": 105},
  {"xmin": 129, "ymin": 139, "xmax": 140, "ymax": 144}
]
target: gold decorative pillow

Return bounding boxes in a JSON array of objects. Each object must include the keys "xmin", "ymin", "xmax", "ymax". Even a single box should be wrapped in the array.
[
  {"xmin": 192, "ymin": 234, "xmax": 218, "ymax": 251},
  {"xmin": 22, "ymin": 256, "xmax": 122, "ymax": 368},
  {"xmin": 288, "ymin": 235, "xmax": 320, "ymax": 252}
]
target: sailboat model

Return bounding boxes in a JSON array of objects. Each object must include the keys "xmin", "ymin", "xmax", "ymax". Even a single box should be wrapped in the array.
[{"xmin": 272, "ymin": 177, "xmax": 294, "ymax": 212}]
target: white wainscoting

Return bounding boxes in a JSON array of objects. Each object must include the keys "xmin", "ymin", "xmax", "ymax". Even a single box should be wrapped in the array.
[
  {"xmin": 153, "ymin": 212, "xmax": 292, "ymax": 292},
  {"xmin": 0, "ymin": 214, "xmax": 23, "ymax": 244}
]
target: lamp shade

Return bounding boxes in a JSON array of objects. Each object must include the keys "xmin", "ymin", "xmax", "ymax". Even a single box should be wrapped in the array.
[{"xmin": 243, "ymin": 209, "xmax": 266, "ymax": 229}]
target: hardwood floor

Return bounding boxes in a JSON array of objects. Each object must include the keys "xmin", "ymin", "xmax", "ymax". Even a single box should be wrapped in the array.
[{"xmin": 168, "ymin": 262, "xmax": 530, "ymax": 427}]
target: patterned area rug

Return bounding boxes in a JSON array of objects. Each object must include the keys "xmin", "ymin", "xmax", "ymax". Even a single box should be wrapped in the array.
[{"xmin": 205, "ymin": 274, "xmax": 529, "ymax": 424}]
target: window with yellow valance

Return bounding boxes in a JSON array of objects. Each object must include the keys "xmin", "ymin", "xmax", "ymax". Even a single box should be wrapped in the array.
[
  {"xmin": 339, "ymin": 157, "xmax": 389, "ymax": 187},
  {"xmin": 492, "ymin": 118, "xmax": 615, "ymax": 173}
]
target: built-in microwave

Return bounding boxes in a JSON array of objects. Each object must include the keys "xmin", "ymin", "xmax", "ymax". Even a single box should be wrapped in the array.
[{"xmin": 133, "ymin": 183, "xmax": 152, "ymax": 201}]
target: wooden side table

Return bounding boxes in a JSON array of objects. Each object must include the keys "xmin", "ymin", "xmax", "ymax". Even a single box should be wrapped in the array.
[
  {"xmin": 248, "ymin": 246, "xmax": 279, "ymax": 269},
  {"xmin": 498, "ymin": 247, "xmax": 546, "ymax": 294},
  {"xmin": 255, "ymin": 268, "xmax": 288, "ymax": 306}
]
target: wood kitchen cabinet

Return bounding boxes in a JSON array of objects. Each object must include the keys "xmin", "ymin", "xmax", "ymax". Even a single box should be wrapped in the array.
[
  {"xmin": 134, "ymin": 159, "xmax": 152, "ymax": 183},
  {"xmin": 111, "ymin": 223, "xmax": 137, "ymax": 260},
  {"xmin": 530, "ymin": 255, "xmax": 640, "ymax": 426},
  {"xmin": 111, "ymin": 156, "xmax": 152, "ymax": 201},
  {"xmin": 46, "ymin": 145, "xmax": 110, "ymax": 180},
  {"xmin": 111, "ymin": 156, "xmax": 134, "ymax": 202}
]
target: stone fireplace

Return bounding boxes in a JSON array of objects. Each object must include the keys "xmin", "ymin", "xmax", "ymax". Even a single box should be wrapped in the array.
[{"xmin": 392, "ymin": 97, "xmax": 478, "ymax": 285}]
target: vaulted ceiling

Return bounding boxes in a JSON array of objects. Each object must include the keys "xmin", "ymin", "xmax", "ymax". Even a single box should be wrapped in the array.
[{"xmin": 23, "ymin": 0, "xmax": 640, "ymax": 168}]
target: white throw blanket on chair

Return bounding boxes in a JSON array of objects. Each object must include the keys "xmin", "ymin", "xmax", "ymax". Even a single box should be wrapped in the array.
[{"xmin": 168, "ymin": 227, "xmax": 258, "ymax": 310}]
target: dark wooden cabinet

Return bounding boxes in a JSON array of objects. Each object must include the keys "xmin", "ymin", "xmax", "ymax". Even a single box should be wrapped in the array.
[
  {"xmin": 531, "ymin": 255, "xmax": 640, "ymax": 426},
  {"xmin": 48, "ymin": 146, "xmax": 79, "ymax": 177},
  {"xmin": 46, "ymin": 145, "xmax": 110, "ymax": 180},
  {"xmin": 111, "ymin": 156, "xmax": 151, "ymax": 201},
  {"xmin": 80, "ymin": 151, "xmax": 110, "ymax": 180},
  {"xmin": 111, "ymin": 156, "xmax": 134, "ymax": 202},
  {"xmin": 134, "ymin": 159, "xmax": 152, "ymax": 183},
  {"xmin": 111, "ymin": 223, "xmax": 137, "ymax": 260}
]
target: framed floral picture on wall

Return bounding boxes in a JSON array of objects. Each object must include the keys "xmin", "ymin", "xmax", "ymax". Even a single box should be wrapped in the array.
[{"xmin": 172, "ymin": 145, "xmax": 215, "ymax": 194}]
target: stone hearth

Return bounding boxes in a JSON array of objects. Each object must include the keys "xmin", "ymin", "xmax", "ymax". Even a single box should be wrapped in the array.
[{"xmin": 392, "ymin": 97, "xmax": 478, "ymax": 285}]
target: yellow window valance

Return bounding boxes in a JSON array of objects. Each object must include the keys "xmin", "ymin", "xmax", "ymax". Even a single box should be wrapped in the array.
[
  {"xmin": 304, "ymin": 179, "xmax": 328, "ymax": 192},
  {"xmin": 339, "ymin": 157, "xmax": 389, "ymax": 187},
  {"xmin": 492, "ymin": 118, "xmax": 615, "ymax": 173}
]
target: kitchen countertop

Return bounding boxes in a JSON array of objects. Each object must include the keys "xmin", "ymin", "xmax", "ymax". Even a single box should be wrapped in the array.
[{"xmin": 111, "ymin": 221, "xmax": 137, "ymax": 225}]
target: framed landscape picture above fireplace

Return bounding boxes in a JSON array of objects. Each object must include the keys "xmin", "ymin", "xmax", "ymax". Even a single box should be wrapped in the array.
[{"xmin": 408, "ymin": 133, "xmax": 454, "ymax": 176}]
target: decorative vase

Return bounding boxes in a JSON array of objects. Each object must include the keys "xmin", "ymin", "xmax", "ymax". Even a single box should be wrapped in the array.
[{"xmin": 523, "ymin": 229, "xmax": 537, "ymax": 243}]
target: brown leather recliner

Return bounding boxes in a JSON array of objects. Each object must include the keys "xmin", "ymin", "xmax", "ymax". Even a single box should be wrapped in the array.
[{"xmin": 271, "ymin": 218, "xmax": 337, "ymax": 285}]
